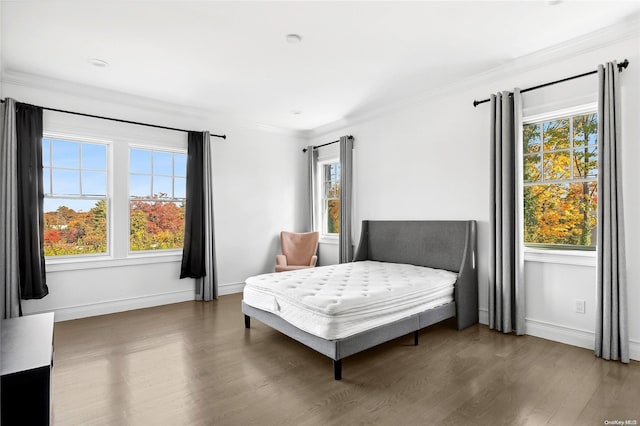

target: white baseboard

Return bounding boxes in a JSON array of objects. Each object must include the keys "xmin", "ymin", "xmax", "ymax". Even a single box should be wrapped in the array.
[
  {"xmin": 525, "ymin": 318, "xmax": 595, "ymax": 351},
  {"xmin": 218, "ymin": 281, "xmax": 244, "ymax": 296},
  {"xmin": 26, "ymin": 289, "xmax": 195, "ymax": 322},
  {"xmin": 478, "ymin": 310, "xmax": 639, "ymax": 361},
  {"xmin": 631, "ymin": 340, "xmax": 640, "ymax": 362},
  {"xmin": 24, "ymin": 282, "xmax": 244, "ymax": 322},
  {"xmin": 479, "ymin": 308, "xmax": 489, "ymax": 325}
]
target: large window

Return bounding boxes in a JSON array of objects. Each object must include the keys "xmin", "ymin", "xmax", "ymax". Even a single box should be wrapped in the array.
[
  {"xmin": 43, "ymin": 137, "xmax": 109, "ymax": 256},
  {"xmin": 129, "ymin": 148, "xmax": 187, "ymax": 251},
  {"xmin": 321, "ymin": 161, "xmax": 341, "ymax": 235},
  {"xmin": 523, "ymin": 110, "xmax": 598, "ymax": 250}
]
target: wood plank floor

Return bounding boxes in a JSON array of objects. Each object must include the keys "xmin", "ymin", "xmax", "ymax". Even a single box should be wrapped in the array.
[{"xmin": 51, "ymin": 293, "xmax": 640, "ymax": 425}]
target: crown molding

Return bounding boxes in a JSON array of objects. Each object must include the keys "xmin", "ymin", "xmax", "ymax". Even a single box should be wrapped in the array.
[
  {"xmin": 237, "ymin": 119, "xmax": 307, "ymax": 138},
  {"xmin": 307, "ymin": 15, "xmax": 640, "ymax": 140},
  {"xmin": 2, "ymin": 69, "xmax": 211, "ymax": 121},
  {"xmin": 301, "ymin": 118, "xmax": 349, "ymax": 142},
  {"xmin": 1, "ymin": 70, "xmax": 306, "ymax": 139},
  {"xmin": 3, "ymin": 15, "xmax": 637, "ymax": 142}
]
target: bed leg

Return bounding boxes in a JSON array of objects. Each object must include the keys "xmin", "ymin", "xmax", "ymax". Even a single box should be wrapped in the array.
[
  {"xmin": 333, "ymin": 360, "xmax": 342, "ymax": 380},
  {"xmin": 414, "ymin": 330, "xmax": 419, "ymax": 346},
  {"xmin": 244, "ymin": 315, "xmax": 250, "ymax": 329}
]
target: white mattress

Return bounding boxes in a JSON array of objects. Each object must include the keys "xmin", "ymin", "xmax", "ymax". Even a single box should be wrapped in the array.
[{"xmin": 243, "ymin": 260, "xmax": 456, "ymax": 340}]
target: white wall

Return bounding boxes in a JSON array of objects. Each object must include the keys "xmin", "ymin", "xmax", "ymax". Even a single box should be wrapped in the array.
[
  {"xmin": 307, "ymin": 31, "xmax": 640, "ymax": 359},
  {"xmin": 2, "ymin": 73, "xmax": 307, "ymax": 320}
]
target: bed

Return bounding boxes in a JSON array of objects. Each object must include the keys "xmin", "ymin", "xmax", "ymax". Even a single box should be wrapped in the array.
[{"xmin": 242, "ymin": 220, "xmax": 478, "ymax": 380}]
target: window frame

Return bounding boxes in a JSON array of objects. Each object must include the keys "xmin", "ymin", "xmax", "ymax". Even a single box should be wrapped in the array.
[
  {"xmin": 316, "ymin": 157, "xmax": 340, "ymax": 241},
  {"xmin": 521, "ymin": 103, "xmax": 598, "ymax": 254},
  {"xmin": 42, "ymin": 113, "xmax": 189, "ymax": 270},
  {"xmin": 127, "ymin": 145, "xmax": 187, "ymax": 255},
  {"xmin": 42, "ymin": 133, "xmax": 112, "ymax": 260}
]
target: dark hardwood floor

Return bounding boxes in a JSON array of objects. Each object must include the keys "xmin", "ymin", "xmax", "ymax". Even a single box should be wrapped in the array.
[{"xmin": 51, "ymin": 293, "xmax": 639, "ymax": 425}]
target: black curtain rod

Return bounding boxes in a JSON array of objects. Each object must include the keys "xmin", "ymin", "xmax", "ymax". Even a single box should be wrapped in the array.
[
  {"xmin": 1, "ymin": 99, "xmax": 226, "ymax": 139},
  {"xmin": 302, "ymin": 135, "xmax": 353, "ymax": 153},
  {"xmin": 472, "ymin": 59, "xmax": 629, "ymax": 107}
]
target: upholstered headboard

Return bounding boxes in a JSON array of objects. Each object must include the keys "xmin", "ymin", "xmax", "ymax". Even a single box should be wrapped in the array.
[{"xmin": 353, "ymin": 220, "xmax": 478, "ymax": 329}]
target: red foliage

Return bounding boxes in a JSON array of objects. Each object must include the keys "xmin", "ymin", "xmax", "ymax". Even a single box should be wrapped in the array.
[{"xmin": 44, "ymin": 229, "xmax": 61, "ymax": 244}]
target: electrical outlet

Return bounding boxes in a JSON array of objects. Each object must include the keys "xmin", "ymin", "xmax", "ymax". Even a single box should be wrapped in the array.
[{"xmin": 575, "ymin": 299, "xmax": 586, "ymax": 314}]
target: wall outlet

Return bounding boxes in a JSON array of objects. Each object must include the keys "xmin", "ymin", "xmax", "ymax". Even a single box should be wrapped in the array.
[{"xmin": 575, "ymin": 299, "xmax": 586, "ymax": 314}]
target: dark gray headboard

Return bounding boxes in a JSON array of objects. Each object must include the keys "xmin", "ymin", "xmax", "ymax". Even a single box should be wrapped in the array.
[{"xmin": 353, "ymin": 220, "xmax": 478, "ymax": 329}]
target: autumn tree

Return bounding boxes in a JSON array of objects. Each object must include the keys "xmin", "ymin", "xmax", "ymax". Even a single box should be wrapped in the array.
[
  {"xmin": 129, "ymin": 200, "xmax": 185, "ymax": 251},
  {"xmin": 523, "ymin": 113, "xmax": 598, "ymax": 248}
]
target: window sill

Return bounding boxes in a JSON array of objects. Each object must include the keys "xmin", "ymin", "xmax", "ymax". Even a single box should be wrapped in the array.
[
  {"xmin": 524, "ymin": 248, "xmax": 596, "ymax": 267},
  {"xmin": 46, "ymin": 251, "xmax": 183, "ymax": 272},
  {"xmin": 319, "ymin": 235, "xmax": 339, "ymax": 245}
]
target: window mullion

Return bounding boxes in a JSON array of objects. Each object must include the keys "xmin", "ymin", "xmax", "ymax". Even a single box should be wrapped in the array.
[
  {"xmin": 112, "ymin": 140, "xmax": 129, "ymax": 259},
  {"xmin": 569, "ymin": 117, "xmax": 574, "ymax": 180}
]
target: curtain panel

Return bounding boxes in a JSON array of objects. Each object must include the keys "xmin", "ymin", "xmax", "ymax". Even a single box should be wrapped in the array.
[
  {"xmin": 339, "ymin": 135, "xmax": 353, "ymax": 264},
  {"xmin": 197, "ymin": 132, "xmax": 217, "ymax": 301},
  {"xmin": 180, "ymin": 131, "xmax": 217, "ymax": 301},
  {"xmin": 595, "ymin": 61, "xmax": 629, "ymax": 363},
  {"xmin": 0, "ymin": 98, "xmax": 22, "ymax": 317},
  {"xmin": 15, "ymin": 102, "xmax": 48, "ymax": 300},
  {"xmin": 488, "ymin": 90, "xmax": 525, "ymax": 335},
  {"xmin": 180, "ymin": 131, "xmax": 206, "ymax": 279},
  {"xmin": 306, "ymin": 145, "xmax": 318, "ymax": 232}
]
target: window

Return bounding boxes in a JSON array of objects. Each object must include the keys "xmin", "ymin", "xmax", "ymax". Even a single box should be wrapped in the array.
[
  {"xmin": 321, "ymin": 161, "xmax": 341, "ymax": 236},
  {"xmin": 523, "ymin": 110, "xmax": 598, "ymax": 250},
  {"xmin": 129, "ymin": 148, "xmax": 187, "ymax": 251},
  {"xmin": 43, "ymin": 137, "xmax": 109, "ymax": 256}
]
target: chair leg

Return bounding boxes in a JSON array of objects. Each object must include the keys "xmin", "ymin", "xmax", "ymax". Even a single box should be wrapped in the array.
[
  {"xmin": 333, "ymin": 359, "xmax": 342, "ymax": 380},
  {"xmin": 244, "ymin": 315, "xmax": 250, "ymax": 329}
]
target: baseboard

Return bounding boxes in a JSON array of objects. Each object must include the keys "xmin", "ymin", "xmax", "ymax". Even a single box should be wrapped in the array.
[
  {"xmin": 479, "ymin": 308, "xmax": 489, "ymax": 325},
  {"xmin": 525, "ymin": 318, "xmax": 595, "ymax": 351},
  {"xmin": 23, "ymin": 281, "xmax": 244, "ymax": 322},
  {"xmin": 25, "ymin": 290, "xmax": 195, "ymax": 322},
  {"xmin": 631, "ymin": 340, "xmax": 640, "ymax": 362},
  {"xmin": 218, "ymin": 281, "xmax": 244, "ymax": 296}
]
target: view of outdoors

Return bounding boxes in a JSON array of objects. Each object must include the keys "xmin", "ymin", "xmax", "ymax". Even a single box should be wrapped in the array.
[
  {"xmin": 523, "ymin": 113, "xmax": 598, "ymax": 248},
  {"xmin": 42, "ymin": 139, "xmax": 187, "ymax": 257},
  {"xmin": 129, "ymin": 200, "xmax": 185, "ymax": 251},
  {"xmin": 129, "ymin": 148, "xmax": 186, "ymax": 251},
  {"xmin": 44, "ymin": 200, "xmax": 108, "ymax": 256},
  {"xmin": 43, "ymin": 138, "xmax": 109, "ymax": 256},
  {"xmin": 323, "ymin": 163, "xmax": 341, "ymax": 234}
]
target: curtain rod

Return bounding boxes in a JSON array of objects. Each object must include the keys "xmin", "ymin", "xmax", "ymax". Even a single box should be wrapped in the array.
[
  {"xmin": 0, "ymin": 99, "xmax": 226, "ymax": 139},
  {"xmin": 472, "ymin": 59, "xmax": 629, "ymax": 107},
  {"xmin": 302, "ymin": 135, "xmax": 353, "ymax": 153}
]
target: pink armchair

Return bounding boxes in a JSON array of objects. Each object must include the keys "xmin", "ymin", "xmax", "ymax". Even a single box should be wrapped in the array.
[{"xmin": 275, "ymin": 231, "xmax": 320, "ymax": 272}]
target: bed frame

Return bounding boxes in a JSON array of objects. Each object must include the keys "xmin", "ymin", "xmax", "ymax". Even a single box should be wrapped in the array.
[{"xmin": 242, "ymin": 220, "xmax": 478, "ymax": 380}]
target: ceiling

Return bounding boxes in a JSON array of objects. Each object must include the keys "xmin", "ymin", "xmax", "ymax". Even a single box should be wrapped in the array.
[{"xmin": 2, "ymin": 1, "xmax": 639, "ymax": 131}]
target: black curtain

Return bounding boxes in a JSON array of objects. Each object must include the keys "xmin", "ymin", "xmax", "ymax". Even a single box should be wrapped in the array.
[
  {"xmin": 180, "ymin": 131, "xmax": 205, "ymax": 279},
  {"xmin": 15, "ymin": 103, "xmax": 48, "ymax": 299}
]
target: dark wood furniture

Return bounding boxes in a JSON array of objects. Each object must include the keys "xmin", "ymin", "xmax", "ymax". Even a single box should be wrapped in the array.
[{"xmin": 1, "ymin": 312, "xmax": 54, "ymax": 425}]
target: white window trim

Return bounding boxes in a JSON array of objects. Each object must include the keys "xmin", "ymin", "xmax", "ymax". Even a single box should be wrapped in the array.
[
  {"xmin": 317, "ymin": 157, "xmax": 340, "ymax": 242},
  {"xmin": 524, "ymin": 247, "xmax": 596, "ymax": 267},
  {"xmin": 42, "ymin": 117, "xmax": 188, "ymax": 271},
  {"xmin": 46, "ymin": 252, "xmax": 183, "ymax": 272},
  {"xmin": 127, "ymin": 145, "xmax": 187, "ymax": 255},
  {"xmin": 522, "ymin": 102, "xmax": 597, "ymax": 124},
  {"xmin": 43, "ymin": 133, "xmax": 113, "ymax": 261},
  {"xmin": 520, "ymin": 103, "xmax": 599, "ymax": 264},
  {"xmin": 319, "ymin": 234, "xmax": 339, "ymax": 245}
]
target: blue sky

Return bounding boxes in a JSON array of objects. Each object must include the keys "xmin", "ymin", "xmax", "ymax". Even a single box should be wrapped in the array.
[{"xmin": 43, "ymin": 139, "xmax": 186, "ymax": 213}]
